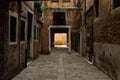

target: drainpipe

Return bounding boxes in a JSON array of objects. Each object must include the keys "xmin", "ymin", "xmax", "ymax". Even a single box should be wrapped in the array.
[
  {"xmin": 18, "ymin": 1, "xmax": 22, "ymax": 69},
  {"xmin": 83, "ymin": 0, "xmax": 87, "ymax": 57},
  {"xmin": 84, "ymin": 0, "xmax": 86, "ymax": 26}
]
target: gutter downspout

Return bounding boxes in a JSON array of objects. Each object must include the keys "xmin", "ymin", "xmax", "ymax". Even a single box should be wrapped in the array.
[
  {"xmin": 83, "ymin": 0, "xmax": 87, "ymax": 57},
  {"xmin": 84, "ymin": 0, "xmax": 86, "ymax": 27},
  {"xmin": 18, "ymin": 1, "xmax": 22, "ymax": 69}
]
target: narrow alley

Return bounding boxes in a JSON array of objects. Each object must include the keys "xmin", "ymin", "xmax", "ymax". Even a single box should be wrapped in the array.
[
  {"xmin": 0, "ymin": 0, "xmax": 120, "ymax": 80},
  {"xmin": 13, "ymin": 48, "xmax": 111, "ymax": 80}
]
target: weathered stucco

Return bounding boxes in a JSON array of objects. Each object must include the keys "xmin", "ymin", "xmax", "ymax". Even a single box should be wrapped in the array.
[
  {"xmin": 45, "ymin": 0, "xmax": 74, "ymax": 8},
  {"xmin": 94, "ymin": 42, "xmax": 120, "ymax": 80},
  {"xmin": 94, "ymin": 6, "xmax": 120, "ymax": 44},
  {"xmin": 80, "ymin": 0, "xmax": 120, "ymax": 79},
  {"xmin": 94, "ymin": 1, "xmax": 120, "ymax": 80}
]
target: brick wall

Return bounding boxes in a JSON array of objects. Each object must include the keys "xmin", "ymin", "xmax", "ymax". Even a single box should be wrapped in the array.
[
  {"xmin": 0, "ymin": 2, "xmax": 9, "ymax": 79},
  {"xmin": 41, "ymin": 9, "xmax": 52, "ymax": 54},
  {"xmin": 94, "ymin": 0, "xmax": 120, "ymax": 80},
  {"xmin": 80, "ymin": 0, "xmax": 120, "ymax": 79},
  {"xmin": 42, "ymin": 7, "xmax": 78, "ymax": 54},
  {"xmin": 33, "ymin": 12, "xmax": 41, "ymax": 59},
  {"xmin": 0, "ymin": 1, "xmax": 35, "ymax": 80},
  {"xmin": 33, "ymin": 41, "xmax": 39, "ymax": 59}
]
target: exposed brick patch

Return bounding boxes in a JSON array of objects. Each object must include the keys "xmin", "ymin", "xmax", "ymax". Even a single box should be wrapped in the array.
[{"xmin": 94, "ymin": 14, "xmax": 120, "ymax": 44}]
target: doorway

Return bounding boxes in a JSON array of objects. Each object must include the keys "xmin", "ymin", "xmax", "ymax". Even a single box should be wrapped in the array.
[
  {"xmin": 87, "ymin": 25, "xmax": 94, "ymax": 62},
  {"xmin": 26, "ymin": 12, "xmax": 33, "ymax": 63},
  {"xmin": 53, "ymin": 12, "xmax": 66, "ymax": 25}
]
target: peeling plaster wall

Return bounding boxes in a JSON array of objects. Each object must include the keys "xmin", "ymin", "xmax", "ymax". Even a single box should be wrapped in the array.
[
  {"xmin": 94, "ymin": 43, "xmax": 120, "ymax": 80},
  {"xmin": 81, "ymin": 0, "xmax": 120, "ymax": 79},
  {"xmin": 94, "ymin": 0, "xmax": 120, "ymax": 80}
]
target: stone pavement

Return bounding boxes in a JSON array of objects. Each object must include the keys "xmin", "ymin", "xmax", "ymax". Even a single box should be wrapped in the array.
[{"xmin": 12, "ymin": 48, "xmax": 112, "ymax": 80}]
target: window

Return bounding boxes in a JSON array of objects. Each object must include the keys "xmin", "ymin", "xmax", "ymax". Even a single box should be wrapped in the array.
[
  {"xmin": 37, "ymin": 28, "xmax": 40, "ymax": 40},
  {"xmin": 34, "ymin": 26, "xmax": 39, "ymax": 40},
  {"xmin": 34, "ymin": 26, "xmax": 37, "ymax": 40},
  {"xmin": 53, "ymin": 12, "xmax": 66, "ymax": 25},
  {"xmin": 95, "ymin": 0, "xmax": 99, "ymax": 17},
  {"xmin": 51, "ymin": 0, "xmax": 58, "ymax": 2},
  {"xmin": 63, "ymin": 0, "xmax": 70, "ymax": 2},
  {"xmin": 20, "ymin": 20, "xmax": 25, "ymax": 41},
  {"xmin": 10, "ymin": 16, "xmax": 17, "ymax": 42},
  {"xmin": 113, "ymin": 0, "xmax": 120, "ymax": 9}
]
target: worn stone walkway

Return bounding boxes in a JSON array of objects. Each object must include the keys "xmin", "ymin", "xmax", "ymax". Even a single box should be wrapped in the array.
[{"xmin": 13, "ymin": 48, "xmax": 112, "ymax": 80}]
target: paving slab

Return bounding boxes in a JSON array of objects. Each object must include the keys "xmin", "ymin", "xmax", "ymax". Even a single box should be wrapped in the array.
[{"xmin": 12, "ymin": 48, "xmax": 112, "ymax": 80}]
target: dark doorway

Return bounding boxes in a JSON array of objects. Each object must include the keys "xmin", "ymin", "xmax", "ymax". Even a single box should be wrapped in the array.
[
  {"xmin": 87, "ymin": 25, "xmax": 94, "ymax": 62},
  {"xmin": 71, "ymin": 32, "xmax": 80, "ymax": 53},
  {"xmin": 53, "ymin": 12, "xmax": 66, "ymax": 25},
  {"xmin": 86, "ymin": 8, "xmax": 94, "ymax": 63},
  {"xmin": 26, "ymin": 12, "xmax": 33, "ymax": 63}
]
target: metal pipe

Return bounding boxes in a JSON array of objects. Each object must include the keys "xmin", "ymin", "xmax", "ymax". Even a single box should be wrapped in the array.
[
  {"xmin": 84, "ymin": 0, "xmax": 86, "ymax": 27},
  {"xmin": 18, "ymin": 1, "xmax": 22, "ymax": 69}
]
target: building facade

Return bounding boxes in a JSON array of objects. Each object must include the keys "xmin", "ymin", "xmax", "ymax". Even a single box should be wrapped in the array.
[
  {"xmin": 42, "ymin": 0, "xmax": 81, "ymax": 54},
  {"xmin": 80, "ymin": 0, "xmax": 120, "ymax": 80},
  {"xmin": 94, "ymin": 0, "xmax": 120, "ymax": 80},
  {"xmin": 0, "ymin": 1, "xmax": 42, "ymax": 80}
]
